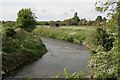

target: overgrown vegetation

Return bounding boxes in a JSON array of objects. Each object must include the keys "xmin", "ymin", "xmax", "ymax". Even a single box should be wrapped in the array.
[
  {"xmin": 36, "ymin": 13, "xmax": 107, "ymax": 27},
  {"xmin": 16, "ymin": 8, "xmax": 37, "ymax": 32},
  {"xmin": 33, "ymin": 27, "xmax": 93, "ymax": 45},
  {"xmin": 2, "ymin": 8, "xmax": 47, "ymax": 78},
  {"xmin": 2, "ymin": 21, "xmax": 16, "ymax": 28},
  {"xmin": 55, "ymin": 68, "xmax": 86, "ymax": 78},
  {"xmin": 88, "ymin": 0, "xmax": 120, "ymax": 79},
  {"xmin": 2, "ymin": 28, "xmax": 47, "ymax": 78},
  {"xmin": 1, "ymin": 0, "xmax": 120, "ymax": 79}
]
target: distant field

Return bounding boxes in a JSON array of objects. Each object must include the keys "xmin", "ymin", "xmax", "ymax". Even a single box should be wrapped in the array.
[{"xmin": 36, "ymin": 25, "xmax": 98, "ymax": 30}]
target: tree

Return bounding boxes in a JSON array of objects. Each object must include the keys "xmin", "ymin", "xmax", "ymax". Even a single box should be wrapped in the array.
[
  {"xmin": 95, "ymin": 0, "xmax": 117, "ymax": 16},
  {"xmin": 71, "ymin": 12, "xmax": 80, "ymax": 26},
  {"xmin": 49, "ymin": 21, "xmax": 60, "ymax": 27},
  {"xmin": 103, "ymin": 17, "xmax": 107, "ymax": 22},
  {"xmin": 95, "ymin": 15, "xmax": 103, "ymax": 22},
  {"xmin": 95, "ymin": 0, "xmax": 118, "ymax": 29},
  {"xmin": 16, "ymin": 8, "xmax": 37, "ymax": 32},
  {"xmin": 80, "ymin": 18, "xmax": 87, "ymax": 26},
  {"xmin": 88, "ymin": 0, "xmax": 120, "ymax": 78}
]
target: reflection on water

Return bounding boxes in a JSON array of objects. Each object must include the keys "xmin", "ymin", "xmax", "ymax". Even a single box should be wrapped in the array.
[{"xmin": 11, "ymin": 37, "xmax": 90, "ymax": 78}]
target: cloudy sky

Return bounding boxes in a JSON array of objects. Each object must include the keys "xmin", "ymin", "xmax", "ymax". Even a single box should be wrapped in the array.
[{"xmin": 0, "ymin": 0, "xmax": 107, "ymax": 21}]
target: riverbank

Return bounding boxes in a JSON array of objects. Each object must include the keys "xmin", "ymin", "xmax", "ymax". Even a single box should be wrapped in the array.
[
  {"xmin": 33, "ymin": 27, "xmax": 96, "ymax": 52},
  {"xmin": 2, "ymin": 28, "xmax": 47, "ymax": 78},
  {"xmin": 33, "ymin": 27, "xmax": 119, "ymax": 78},
  {"xmin": 9, "ymin": 37, "xmax": 90, "ymax": 78}
]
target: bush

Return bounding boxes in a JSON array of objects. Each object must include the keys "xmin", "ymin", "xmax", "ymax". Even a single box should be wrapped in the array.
[
  {"xmin": 55, "ymin": 68, "xmax": 86, "ymax": 78},
  {"xmin": 88, "ymin": 33, "xmax": 119, "ymax": 78},
  {"xmin": 16, "ymin": 8, "xmax": 37, "ymax": 32},
  {"xmin": 2, "ymin": 28, "xmax": 47, "ymax": 78},
  {"xmin": 2, "ymin": 21, "xmax": 16, "ymax": 28},
  {"xmin": 3, "ymin": 28, "xmax": 16, "ymax": 37},
  {"xmin": 93, "ymin": 28, "xmax": 114, "ymax": 51}
]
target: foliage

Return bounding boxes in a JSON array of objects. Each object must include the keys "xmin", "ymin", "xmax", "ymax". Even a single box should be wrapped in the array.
[
  {"xmin": 2, "ymin": 28, "xmax": 47, "ymax": 78},
  {"xmin": 106, "ymin": 14, "xmax": 118, "ymax": 32},
  {"xmin": 95, "ymin": 0, "xmax": 117, "ymax": 15},
  {"xmin": 63, "ymin": 68, "xmax": 86, "ymax": 78},
  {"xmin": 55, "ymin": 68, "xmax": 86, "ymax": 78},
  {"xmin": 88, "ymin": 33, "xmax": 119, "ymax": 79},
  {"xmin": 33, "ymin": 27, "xmax": 92, "ymax": 44},
  {"xmin": 36, "ymin": 13, "xmax": 106, "ymax": 27},
  {"xmin": 2, "ymin": 21, "xmax": 16, "ymax": 28},
  {"xmin": 71, "ymin": 12, "xmax": 80, "ymax": 26},
  {"xmin": 16, "ymin": 8, "xmax": 37, "ymax": 32},
  {"xmin": 103, "ymin": 17, "xmax": 107, "ymax": 22},
  {"xmin": 36, "ymin": 21, "xmax": 49, "ymax": 25},
  {"xmin": 95, "ymin": 15, "xmax": 103, "ymax": 22},
  {"xmin": 93, "ymin": 28, "xmax": 114, "ymax": 51},
  {"xmin": 3, "ymin": 27, "xmax": 16, "ymax": 37},
  {"xmin": 61, "ymin": 12, "xmax": 80, "ymax": 26},
  {"xmin": 49, "ymin": 21, "xmax": 60, "ymax": 27},
  {"xmin": 88, "ymin": 1, "xmax": 120, "ymax": 79}
]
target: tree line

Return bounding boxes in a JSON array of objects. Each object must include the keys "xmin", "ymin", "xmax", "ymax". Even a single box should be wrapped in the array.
[
  {"xmin": 36, "ymin": 12, "xmax": 107, "ymax": 27},
  {"xmin": 1, "ymin": 11, "xmax": 107, "ymax": 28}
]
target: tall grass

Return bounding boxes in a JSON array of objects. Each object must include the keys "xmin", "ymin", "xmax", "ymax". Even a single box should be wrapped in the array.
[
  {"xmin": 2, "ymin": 28, "xmax": 47, "ymax": 78},
  {"xmin": 33, "ymin": 27, "xmax": 93, "ymax": 45}
]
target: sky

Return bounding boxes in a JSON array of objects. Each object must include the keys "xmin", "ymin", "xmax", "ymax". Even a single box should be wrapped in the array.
[{"xmin": 0, "ymin": 0, "xmax": 107, "ymax": 21}]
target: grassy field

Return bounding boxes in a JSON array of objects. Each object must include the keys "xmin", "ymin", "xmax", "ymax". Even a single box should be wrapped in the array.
[{"xmin": 33, "ymin": 26, "xmax": 97, "ymax": 51}]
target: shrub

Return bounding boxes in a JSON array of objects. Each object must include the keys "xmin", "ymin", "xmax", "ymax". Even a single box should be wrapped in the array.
[
  {"xmin": 88, "ymin": 33, "xmax": 119, "ymax": 78},
  {"xmin": 93, "ymin": 28, "xmax": 114, "ymax": 51},
  {"xmin": 2, "ymin": 28, "xmax": 47, "ymax": 78},
  {"xmin": 3, "ymin": 28, "xmax": 16, "ymax": 37},
  {"xmin": 16, "ymin": 8, "xmax": 37, "ymax": 32},
  {"xmin": 55, "ymin": 68, "xmax": 86, "ymax": 78},
  {"xmin": 2, "ymin": 21, "xmax": 16, "ymax": 28}
]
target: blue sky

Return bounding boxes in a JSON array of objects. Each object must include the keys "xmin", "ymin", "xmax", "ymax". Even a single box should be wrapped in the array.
[{"xmin": 0, "ymin": 0, "xmax": 107, "ymax": 21}]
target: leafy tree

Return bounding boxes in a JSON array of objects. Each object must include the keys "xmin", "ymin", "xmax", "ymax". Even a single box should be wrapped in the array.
[
  {"xmin": 95, "ymin": 0, "xmax": 118, "ymax": 28},
  {"xmin": 63, "ymin": 19, "xmax": 72, "ymax": 26},
  {"xmin": 71, "ymin": 12, "xmax": 80, "ymax": 26},
  {"xmin": 103, "ymin": 17, "xmax": 107, "ymax": 22},
  {"xmin": 88, "ymin": 0, "xmax": 120, "ymax": 79},
  {"xmin": 94, "ymin": 28, "xmax": 114, "ymax": 51},
  {"xmin": 95, "ymin": 15, "xmax": 103, "ymax": 22},
  {"xmin": 16, "ymin": 8, "xmax": 37, "ymax": 32},
  {"xmin": 61, "ymin": 12, "xmax": 80, "ymax": 26},
  {"xmin": 49, "ymin": 21, "xmax": 60, "ymax": 27},
  {"xmin": 95, "ymin": 0, "xmax": 117, "ymax": 15}
]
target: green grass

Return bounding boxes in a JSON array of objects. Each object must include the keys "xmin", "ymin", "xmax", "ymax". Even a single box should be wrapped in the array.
[
  {"xmin": 34, "ymin": 26, "xmax": 93, "ymax": 43},
  {"xmin": 2, "ymin": 28, "xmax": 47, "ymax": 78},
  {"xmin": 33, "ymin": 26, "xmax": 96, "ymax": 51}
]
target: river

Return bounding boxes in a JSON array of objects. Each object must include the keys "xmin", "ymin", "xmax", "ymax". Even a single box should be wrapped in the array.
[{"xmin": 10, "ymin": 37, "xmax": 90, "ymax": 78}]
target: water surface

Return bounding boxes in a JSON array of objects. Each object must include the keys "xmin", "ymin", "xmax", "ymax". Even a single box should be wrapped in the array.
[{"xmin": 11, "ymin": 37, "xmax": 90, "ymax": 78}]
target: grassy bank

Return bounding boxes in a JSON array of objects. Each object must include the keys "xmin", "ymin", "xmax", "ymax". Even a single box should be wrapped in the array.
[
  {"xmin": 2, "ymin": 28, "xmax": 47, "ymax": 78},
  {"xmin": 33, "ymin": 26, "xmax": 119, "ymax": 79},
  {"xmin": 33, "ymin": 26, "xmax": 96, "ymax": 51}
]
